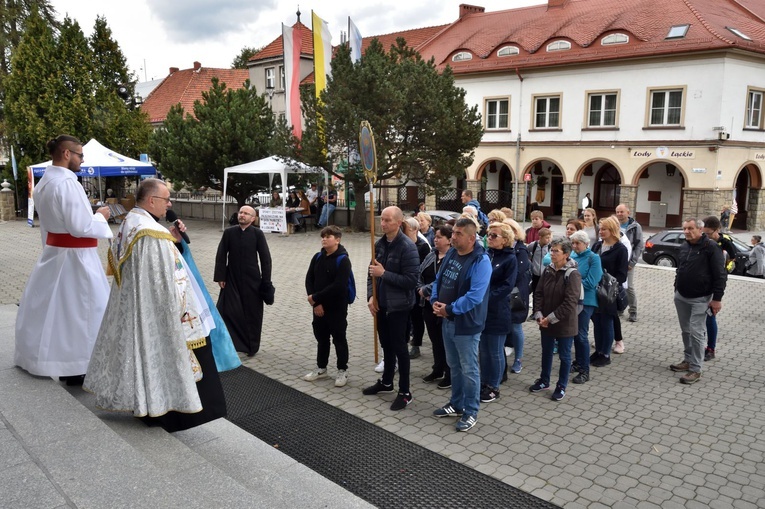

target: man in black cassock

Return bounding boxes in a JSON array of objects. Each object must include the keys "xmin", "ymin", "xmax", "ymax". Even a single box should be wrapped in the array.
[{"xmin": 214, "ymin": 205, "xmax": 273, "ymax": 356}]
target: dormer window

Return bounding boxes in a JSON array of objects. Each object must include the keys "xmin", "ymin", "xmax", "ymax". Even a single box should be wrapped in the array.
[
  {"xmin": 602, "ymin": 33, "xmax": 629, "ymax": 45},
  {"xmin": 726, "ymin": 27, "xmax": 752, "ymax": 41},
  {"xmin": 546, "ymin": 40, "xmax": 571, "ymax": 52},
  {"xmin": 666, "ymin": 24, "xmax": 689, "ymax": 39},
  {"xmin": 452, "ymin": 51, "xmax": 473, "ymax": 62},
  {"xmin": 497, "ymin": 46, "xmax": 519, "ymax": 57}
]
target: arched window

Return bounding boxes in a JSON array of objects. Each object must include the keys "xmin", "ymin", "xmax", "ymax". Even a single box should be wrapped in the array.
[
  {"xmin": 546, "ymin": 40, "xmax": 571, "ymax": 52},
  {"xmin": 602, "ymin": 33, "xmax": 629, "ymax": 45},
  {"xmin": 497, "ymin": 46, "xmax": 519, "ymax": 57},
  {"xmin": 452, "ymin": 51, "xmax": 473, "ymax": 62}
]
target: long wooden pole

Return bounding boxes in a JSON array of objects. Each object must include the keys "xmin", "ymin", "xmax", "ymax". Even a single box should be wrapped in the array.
[{"xmin": 369, "ymin": 183, "xmax": 379, "ymax": 363}]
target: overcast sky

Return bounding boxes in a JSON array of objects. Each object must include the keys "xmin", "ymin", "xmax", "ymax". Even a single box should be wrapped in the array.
[{"xmin": 49, "ymin": 0, "xmax": 541, "ymax": 82}]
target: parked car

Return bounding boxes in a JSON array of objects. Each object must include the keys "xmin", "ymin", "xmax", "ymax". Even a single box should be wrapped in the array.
[
  {"xmin": 642, "ymin": 229, "xmax": 753, "ymax": 276},
  {"xmin": 425, "ymin": 210, "xmax": 461, "ymax": 228}
]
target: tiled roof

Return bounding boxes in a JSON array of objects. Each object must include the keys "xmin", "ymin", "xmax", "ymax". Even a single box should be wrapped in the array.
[
  {"xmin": 251, "ymin": 22, "xmax": 313, "ymax": 61},
  {"xmin": 417, "ymin": 0, "xmax": 765, "ymax": 74},
  {"xmin": 141, "ymin": 65, "xmax": 250, "ymax": 124}
]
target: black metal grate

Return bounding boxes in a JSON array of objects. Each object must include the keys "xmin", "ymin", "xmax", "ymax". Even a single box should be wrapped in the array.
[{"xmin": 221, "ymin": 367, "xmax": 560, "ymax": 509}]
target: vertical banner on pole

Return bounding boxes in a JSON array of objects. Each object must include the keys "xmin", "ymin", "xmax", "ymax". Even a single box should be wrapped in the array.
[
  {"xmin": 359, "ymin": 121, "xmax": 379, "ymax": 363},
  {"xmin": 26, "ymin": 167, "xmax": 35, "ymax": 227}
]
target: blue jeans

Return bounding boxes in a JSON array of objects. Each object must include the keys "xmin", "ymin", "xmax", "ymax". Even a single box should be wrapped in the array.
[
  {"xmin": 479, "ymin": 332, "xmax": 506, "ymax": 389},
  {"xmin": 318, "ymin": 203, "xmax": 335, "ymax": 226},
  {"xmin": 442, "ymin": 320, "xmax": 480, "ymax": 417},
  {"xmin": 506, "ymin": 322, "xmax": 524, "ymax": 361},
  {"xmin": 592, "ymin": 312, "xmax": 615, "ymax": 357},
  {"xmin": 575, "ymin": 306, "xmax": 596, "ymax": 371},
  {"xmin": 706, "ymin": 314, "xmax": 717, "ymax": 350},
  {"xmin": 540, "ymin": 332, "xmax": 573, "ymax": 389}
]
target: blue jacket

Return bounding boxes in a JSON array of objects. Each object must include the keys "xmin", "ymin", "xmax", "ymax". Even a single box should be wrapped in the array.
[
  {"xmin": 483, "ymin": 247, "xmax": 517, "ymax": 334},
  {"xmin": 512, "ymin": 241, "xmax": 531, "ymax": 323},
  {"xmin": 432, "ymin": 243, "xmax": 492, "ymax": 335},
  {"xmin": 571, "ymin": 248, "xmax": 603, "ymax": 308},
  {"xmin": 366, "ymin": 231, "xmax": 420, "ymax": 312}
]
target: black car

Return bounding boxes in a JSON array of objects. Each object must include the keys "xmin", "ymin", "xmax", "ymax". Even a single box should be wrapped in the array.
[{"xmin": 642, "ymin": 229, "xmax": 752, "ymax": 276}]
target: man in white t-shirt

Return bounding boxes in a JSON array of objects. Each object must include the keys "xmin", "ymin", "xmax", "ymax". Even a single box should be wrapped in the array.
[{"xmin": 306, "ymin": 183, "xmax": 319, "ymax": 214}]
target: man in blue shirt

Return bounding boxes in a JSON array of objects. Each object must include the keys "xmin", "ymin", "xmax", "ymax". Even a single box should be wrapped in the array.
[{"xmin": 430, "ymin": 218, "xmax": 491, "ymax": 432}]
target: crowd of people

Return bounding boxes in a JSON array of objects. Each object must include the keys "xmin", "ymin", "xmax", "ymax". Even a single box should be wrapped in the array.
[{"xmin": 12, "ymin": 136, "xmax": 741, "ymax": 435}]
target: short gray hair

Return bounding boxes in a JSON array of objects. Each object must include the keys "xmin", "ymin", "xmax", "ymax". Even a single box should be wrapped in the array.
[
  {"xmin": 549, "ymin": 236, "xmax": 573, "ymax": 255},
  {"xmin": 569, "ymin": 230, "xmax": 590, "ymax": 246},
  {"xmin": 683, "ymin": 217, "xmax": 704, "ymax": 229}
]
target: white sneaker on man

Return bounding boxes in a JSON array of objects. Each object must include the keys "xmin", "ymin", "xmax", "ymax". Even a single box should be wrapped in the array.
[
  {"xmin": 374, "ymin": 360, "xmax": 397, "ymax": 373},
  {"xmin": 335, "ymin": 369, "xmax": 348, "ymax": 387},
  {"xmin": 303, "ymin": 368, "xmax": 328, "ymax": 381}
]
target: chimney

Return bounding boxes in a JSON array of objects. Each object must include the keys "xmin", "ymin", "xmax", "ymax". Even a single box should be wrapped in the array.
[
  {"xmin": 459, "ymin": 4, "xmax": 485, "ymax": 18},
  {"xmin": 169, "ymin": 67, "xmax": 179, "ymax": 74},
  {"xmin": 548, "ymin": 0, "xmax": 569, "ymax": 8},
  {"xmin": 193, "ymin": 61, "xmax": 201, "ymax": 71}
]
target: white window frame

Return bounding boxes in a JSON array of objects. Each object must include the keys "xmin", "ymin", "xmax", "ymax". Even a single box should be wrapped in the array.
[
  {"xmin": 587, "ymin": 91, "xmax": 619, "ymax": 127},
  {"xmin": 533, "ymin": 95, "xmax": 561, "ymax": 129},
  {"xmin": 452, "ymin": 51, "xmax": 472, "ymax": 62},
  {"xmin": 546, "ymin": 40, "xmax": 571, "ymax": 52},
  {"xmin": 497, "ymin": 46, "xmax": 519, "ymax": 57},
  {"xmin": 485, "ymin": 98, "xmax": 510, "ymax": 130},
  {"xmin": 279, "ymin": 65, "xmax": 285, "ymax": 89},
  {"xmin": 666, "ymin": 24, "xmax": 689, "ymax": 39},
  {"xmin": 265, "ymin": 67, "xmax": 275, "ymax": 89},
  {"xmin": 647, "ymin": 88, "xmax": 685, "ymax": 127},
  {"xmin": 746, "ymin": 88, "xmax": 764, "ymax": 129},
  {"xmin": 601, "ymin": 33, "xmax": 629, "ymax": 45}
]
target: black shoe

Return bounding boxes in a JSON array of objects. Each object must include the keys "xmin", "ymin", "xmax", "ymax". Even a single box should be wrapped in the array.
[
  {"xmin": 704, "ymin": 348, "xmax": 715, "ymax": 361},
  {"xmin": 572, "ymin": 371, "xmax": 589, "ymax": 384},
  {"xmin": 437, "ymin": 377, "xmax": 451, "ymax": 389},
  {"xmin": 571, "ymin": 360, "xmax": 581, "ymax": 372},
  {"xmin": 409, "ymin": 346, "xmax": 421, "ymax": 359},
  {"xmin": 589, "ymin": 352, "xmax": 601, "ymax": 363},
  {"xmin": 591, "ymin": 355, "xmax": 611, "ymax": 367},
  {"xmin": 362, "ymin": 379, "xmax": 394, "ymax": 395},
  {"xmin": 551, "ymin": 384, "xmax": 566, "ymax": 401},
  {"xmin": 60, "ymin": 374, "xmax": 85, "ymax": 386},
  {"xmin": 390, "ymin": 392, "xmax": 412, "ymax": 411},
  {"xmin": 422, "ymin": 371, "xmax": 444, "ymax": 383},
  {"xmin": 480, "ymin": 386, "xmax": 500, "ymax": 403},
  {"xmin": 628, "ymin": 312, "xmax": 637, "ymax": 322}
]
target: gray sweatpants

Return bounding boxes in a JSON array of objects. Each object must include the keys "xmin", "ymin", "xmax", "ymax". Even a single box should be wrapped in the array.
[{"xmin": 673, "ymin": 291, "xmax": 712, "ymax": 373}]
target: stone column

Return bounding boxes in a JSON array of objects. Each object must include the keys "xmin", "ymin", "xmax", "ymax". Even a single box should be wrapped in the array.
[
  {"xmin": 465, "ymin": 179, "xmax": 481, "ymax": 198},
  {"xmin": 618, "ymin": 185, "xmax": 638, "ymax": 214},
  {"xmin": 561, "ymin": 183, "xmax": 580, "ymax": 224},
  {"xmin": 0, "ymin": 180, "xmax": 14, "ymax": 222},
  {"xmin": 681, "ymin": 189, "xmax": 727, "ymax": 220},
  {"xmin": 747, "ymin": 188, "xmax": 765, "ymax": 231}
]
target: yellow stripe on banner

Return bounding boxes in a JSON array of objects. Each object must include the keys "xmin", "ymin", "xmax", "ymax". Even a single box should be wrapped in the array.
[{"xmin": 313, "ymin": 11, "xmax": 328, "ymax": 99}]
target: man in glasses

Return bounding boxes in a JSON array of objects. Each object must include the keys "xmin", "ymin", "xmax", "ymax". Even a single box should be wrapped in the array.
[
  {"xmin": 16, "ymin": 135, "xmax": 113, "ymax": 386},
  {"xmin": 86, "ymin": 178, "xmax": 227, "ymax": 432}
]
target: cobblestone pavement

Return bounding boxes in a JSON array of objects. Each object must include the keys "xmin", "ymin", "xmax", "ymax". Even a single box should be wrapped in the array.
[{"xmin": 2, "ymin": 217, "xmax": 764, "ymax": 509}]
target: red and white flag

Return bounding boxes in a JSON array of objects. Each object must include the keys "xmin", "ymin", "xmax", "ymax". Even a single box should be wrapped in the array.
[{"xmin": 282, "ymin": 23, "xmax": 303, "ymax": 139}]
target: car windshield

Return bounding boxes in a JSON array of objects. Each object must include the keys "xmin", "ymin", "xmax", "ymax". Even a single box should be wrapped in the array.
[{"xmin": 731, "ymin": 236, "xmax": 751, "ymax": 253}]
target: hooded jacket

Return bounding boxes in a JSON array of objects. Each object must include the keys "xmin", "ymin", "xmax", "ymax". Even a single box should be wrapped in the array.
[
  {"xmin": 622, "ymin": 217, "xmax": 644, "ymax": 268},
  {"xmin": 571, "ymin": 247, "xmax": 603, "ymax": 308},
  {"xmin": 305, "ymin": 244, "xmax": 352, "ymax": 310},
  {"xmin": 483, "ymin": 246, "xmax": 517, "ymax": 335},
  {"xmin": 431, "ymin": 243, "xmax": 492, "ymax": 335}
]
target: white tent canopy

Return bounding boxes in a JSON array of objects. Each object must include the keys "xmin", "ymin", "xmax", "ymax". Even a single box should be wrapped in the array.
[{"xmin": 222, "ymin": 156, "xmax": 327, "ymax": 229}]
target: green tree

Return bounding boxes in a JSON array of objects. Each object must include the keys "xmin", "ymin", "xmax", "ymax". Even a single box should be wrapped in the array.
[
  {"xmin": 89, "ymin": 16, "xmax": 150, "ymax": 156},
  {"xmin": 231, "ymin": 46, "xmax": 261, "ymax": 69},
  {"xmin": 300, "ymin": 39, "xmax": 484, "ymax": 230},
  {"xmin": 0, "ymin": 0, "xmax": 57, "ymax": 77},
  {"xmin": 149, "ymin": 77, "xmax": 293, "ymax": 207}
]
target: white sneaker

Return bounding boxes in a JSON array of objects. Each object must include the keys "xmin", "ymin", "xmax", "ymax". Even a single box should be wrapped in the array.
[
  {"xmin": 303, "ymin": 368, "xmax": 328, "ymax": 381},
  {"xmin": 374, "ymin": 360, "xmax": 397, "ymax": 373},
  {"xmin": 504, "ymin": 347, "xmax": 514, "ymax": 357},
  {"xmin": 335, "ymin": 369, "xmax": 348, "ymax": 387}
]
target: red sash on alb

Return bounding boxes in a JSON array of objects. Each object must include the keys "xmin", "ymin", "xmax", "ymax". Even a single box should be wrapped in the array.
[{"xmin": 46, "ymin": 232, "xmax": 98, "ymax": 248}]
